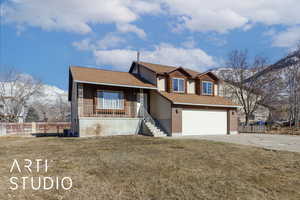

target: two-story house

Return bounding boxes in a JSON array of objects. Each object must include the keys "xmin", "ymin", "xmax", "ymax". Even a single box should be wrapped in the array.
[{"xmin": 68, "ymin": 61, "xmax": 240, "ymax": 137}]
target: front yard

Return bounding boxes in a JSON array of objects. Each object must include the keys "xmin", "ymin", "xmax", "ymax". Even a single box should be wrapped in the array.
[{"xmin": 0, "ymin": 136, "xmax": 300, "ymax": 200}]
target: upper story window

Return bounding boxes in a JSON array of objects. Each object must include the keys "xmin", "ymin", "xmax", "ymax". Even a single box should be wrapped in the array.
[
  {"xmin": 172, "ymin": 78, "xmax": 185, "ymax": 93},
  {"xmin": 202, "ymin": 81, "xmax": 213, "ymax": 95},
  {"xmin": 97, "ymin": 91, "xmax": 124, "ymax": 110}
]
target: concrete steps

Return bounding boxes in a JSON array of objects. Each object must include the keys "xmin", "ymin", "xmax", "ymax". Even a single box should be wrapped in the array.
[{"xmin": 144, "ymin": 121, "xmax": 167, "ymax": 137}]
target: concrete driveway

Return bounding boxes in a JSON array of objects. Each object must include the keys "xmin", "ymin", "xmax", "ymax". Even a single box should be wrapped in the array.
[{"xmin": 172, "ymin": 134, "xmax": 300, "ymax": 153}]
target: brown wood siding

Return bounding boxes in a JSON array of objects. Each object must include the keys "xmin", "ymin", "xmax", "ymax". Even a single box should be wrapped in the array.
[
  {"xmin": 83, "ymin": 84, "xmax": 94, "ymax": 116},
  {"xmin": 228, "ymin": 109, "xmax": 238, "ymax": 133},
  {"xmin": 166, "ymin": 76, "xmax": 172, "ymax": 93},
  {"xmin": 171, "ymin": 107, "xmax": 182, "ymax": 133},
  {"xmin": 200, "ymin": 74, "xmax": 216, "ymax": 82},
  {"xmin": 137, "ymin": 64, "xmax": 157, "ymax": 85},
  {"xmin": 167, "ymin": 69, "xmax": 190, "ymax": 94},
  {"xmin": 82, "ymin": 84, "xmax": 138, "ymax": 117}
]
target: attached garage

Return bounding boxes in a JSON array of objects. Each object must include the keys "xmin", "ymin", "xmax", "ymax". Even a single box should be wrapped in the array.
[
  {"xmin": 157, "ymin": 91, "xmax": 240, "ymax": 136},
  {"xmin": 182, "ymin": 109, "xmax": 228, "ymax": 135}
]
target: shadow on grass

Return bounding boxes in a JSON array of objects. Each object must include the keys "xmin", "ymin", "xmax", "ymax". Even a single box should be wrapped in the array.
[{"xmin": 32, "ymin": 132, "xmax": 78, "ymax": 137}]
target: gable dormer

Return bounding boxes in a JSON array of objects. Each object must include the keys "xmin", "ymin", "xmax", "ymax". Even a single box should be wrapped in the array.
[
  {"xmin": 166, "ymin": 67, "xmax": 192, "ymax": 93},
  {"xmin": 195, "ymin": 72, "xmax": 219, "ymax": 96}
]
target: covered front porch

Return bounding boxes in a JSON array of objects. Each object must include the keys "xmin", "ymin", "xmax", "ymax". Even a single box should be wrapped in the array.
[
  {"xmin": 76, "ymin": 82, "xmax": 164, "ymax": 137},
  {"xmin": 77, "ymin": 83, "xmax": 150, "ymax": 119}
]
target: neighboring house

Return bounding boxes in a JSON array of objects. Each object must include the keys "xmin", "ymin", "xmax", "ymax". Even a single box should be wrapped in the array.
[
  {"xmin": 68, "ymin": 61, "xmax": 240, "ymax": 137},
  {"xmin": 218, "ymin": 80, "xmax": 270, "ymax": 124}
]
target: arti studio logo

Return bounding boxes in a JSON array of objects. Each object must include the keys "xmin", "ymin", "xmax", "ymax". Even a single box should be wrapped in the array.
[{"xmin": 9, "ymin": 159, "xmax": 72, "ymax": 191}]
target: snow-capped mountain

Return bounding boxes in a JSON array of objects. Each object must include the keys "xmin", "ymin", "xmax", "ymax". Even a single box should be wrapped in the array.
[
  {"xmin": 209, "ymin": 67, "xmax": 258, "ymax": 81},
  {"xmin": 30, "ymin": 84, "xmax": 68, "ymax": 106},
  {"xmin": 209, "ymin": 49, "xmax": 300, "ymax": 82},
  {"xmin": 0, "ymin": 80, "xmax": 69, "ymax": 122},
  {"xmin": 0, "ymin": 72, "xmax": 68, "ymax": 107}
]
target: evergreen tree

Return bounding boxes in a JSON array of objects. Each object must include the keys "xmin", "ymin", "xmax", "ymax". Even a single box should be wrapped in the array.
[{"xmin": 25, "ymin": 107, "xmax": 40, "ymax": 122}]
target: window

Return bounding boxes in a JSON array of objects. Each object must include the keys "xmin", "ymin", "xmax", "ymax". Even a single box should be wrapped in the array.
[
  {"xmin": 172, "ymin": 78, "xmax": 184, "ymax": 92},
  {"xmin": 97, "ymin": 91, "xmax": 124, "ymax": 109},
  {"xmin": 202, "ymin": 81, "xmax": 213, "ymax": 95}
]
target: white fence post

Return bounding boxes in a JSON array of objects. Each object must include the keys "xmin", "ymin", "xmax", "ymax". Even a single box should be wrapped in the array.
[
  {"xmin": 0, "ymin": 123, "xmax": 6, "ymax": 136},
  {"xmin": 32, "ymin": 122, "xmax": 36, "ymax": 134}
]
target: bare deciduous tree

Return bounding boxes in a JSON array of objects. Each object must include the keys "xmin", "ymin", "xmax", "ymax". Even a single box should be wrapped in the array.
[
  {"xmin": 54, "ymin": 94, "xmax": 70, "ymax": 122},
  {"xmin": 221, "ymin": 50, "xmax": 283, "ymax": 125},
  {"xmin": 285, "ymin": 46, "xmax": 300, "ymax": 128},
  {"xmin": 32, "ymin": 93, "xmax": 70, "ymax": 122},
  {"xmin": 0, "ymin": 69, "xmax": 42, "ymax": 122}
]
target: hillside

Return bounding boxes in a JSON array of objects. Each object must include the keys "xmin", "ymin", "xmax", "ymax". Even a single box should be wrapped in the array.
[
  {"xmin": 29, "ymin": 84, "xmax": 68, "ymax": 106},
  {"xmin": 210, "ymin": 49, "xmax": 300, "ymax": 82}
]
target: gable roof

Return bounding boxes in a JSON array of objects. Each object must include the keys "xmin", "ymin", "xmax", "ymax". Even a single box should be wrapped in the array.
[
  {"xmin": 133, "ymin": 61, "xmax": 219, "ymax": 80},
  {"xmin": 159, "ymin": 91, "xmax": 240, "ymax": 108},
  {"xmin": 136, "ymin": 61, "xmax": 200, "ymax": 77},
  {"xmin": 198, "ymin": 71, "xmax": 219, "ymax": 81},
  {"xmin": 70, "ymin": 66, "xmax": 156, "ymax": 89}
]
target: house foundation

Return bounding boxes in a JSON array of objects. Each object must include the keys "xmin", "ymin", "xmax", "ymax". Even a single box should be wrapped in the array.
[{"xmin": 78, "ymin": 117, "xmax": 142, "ymax": 137}]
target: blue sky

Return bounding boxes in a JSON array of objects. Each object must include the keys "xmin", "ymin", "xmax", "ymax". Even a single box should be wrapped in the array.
[{"xmin": 1, "ymin": 0, "xmax": 300, "ymax": 90}]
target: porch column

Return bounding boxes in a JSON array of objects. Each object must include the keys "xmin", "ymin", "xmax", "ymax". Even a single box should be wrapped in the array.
[
  {"xmin": 78, "ymin": 83, "xmax": 84, "ymax": 117},
  {"xmin": 139, "ymin": 88, "xmax": 144, "ymax": 117}
]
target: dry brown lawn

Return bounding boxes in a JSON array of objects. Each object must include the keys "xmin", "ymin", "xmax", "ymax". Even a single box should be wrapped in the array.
[{"xmin": 0, "ymin": 135, "xmax": 300, "ymax": 200}]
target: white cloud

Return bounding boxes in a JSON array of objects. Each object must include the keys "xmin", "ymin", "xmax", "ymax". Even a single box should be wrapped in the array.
[
  {"xmin": 272, "ymin": 26, "xmax": 300, "ymax": 48},
  {"xmin": 1, "ymin": 0, "xmax": 160, "ymax": 34},
  {"xmin": 93, "ymin": 43, "xmax": 216, "ymax": 71},
  {"xmin": 93, "ymin": 49, "xmax": 137, "ymax": 71},
  {"xmin": 72, "ymin": 39, "xmax": 94, "ymax": 51},
  {"xmin": 242, "ymin": 24, "xmax": 253, "ymax": 31},
  {"xmin": 3, "ymin": 0, "xmax": 300, "ymax": 35},
  {"xmin": 116, "ymin": 23, "xmax": 146, "ymax": 39},
  {"xmin": 97, "ymin": 34, "xmax": 126, "ymax": 49},
  {"xmin": 129, "ymin": 1, "xmax": 162, "ymax": 14},
  {"xmin": 263, "ymin": 29, "xmax": 276, "ymax": 37},
  {"xmin": 162, "ymin": 0, "xmax": 300, "ymax": 33},
  {"xmin": 73, "ymin": 33, "xmax": 126, "ymax": 50},
  {"xmin": 181, "ymin": 37, "xmax": 196, "ymax": 48},
  {"xmin": 207, "ymin": 35, "xmax": 227, "ymax": 46}
]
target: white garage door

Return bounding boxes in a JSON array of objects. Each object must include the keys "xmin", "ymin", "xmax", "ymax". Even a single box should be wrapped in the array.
[{"xmin": 182, "ymin": 109, "xmax": 227, "ymax": 135}]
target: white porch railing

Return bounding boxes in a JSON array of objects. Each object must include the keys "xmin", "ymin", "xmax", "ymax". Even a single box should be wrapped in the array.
[{"xmin": 81, "ymin": 104, "xmax": 138, "ymax": 118}]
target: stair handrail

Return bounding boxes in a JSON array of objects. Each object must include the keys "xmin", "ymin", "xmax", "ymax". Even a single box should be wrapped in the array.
[
  {"xmin": 138, "ymin": 106, "xmax": 155, "ymax": 125},
  {"xmin": 138, "ymin": 106, "xmax": 167, "ymax": 135}
]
